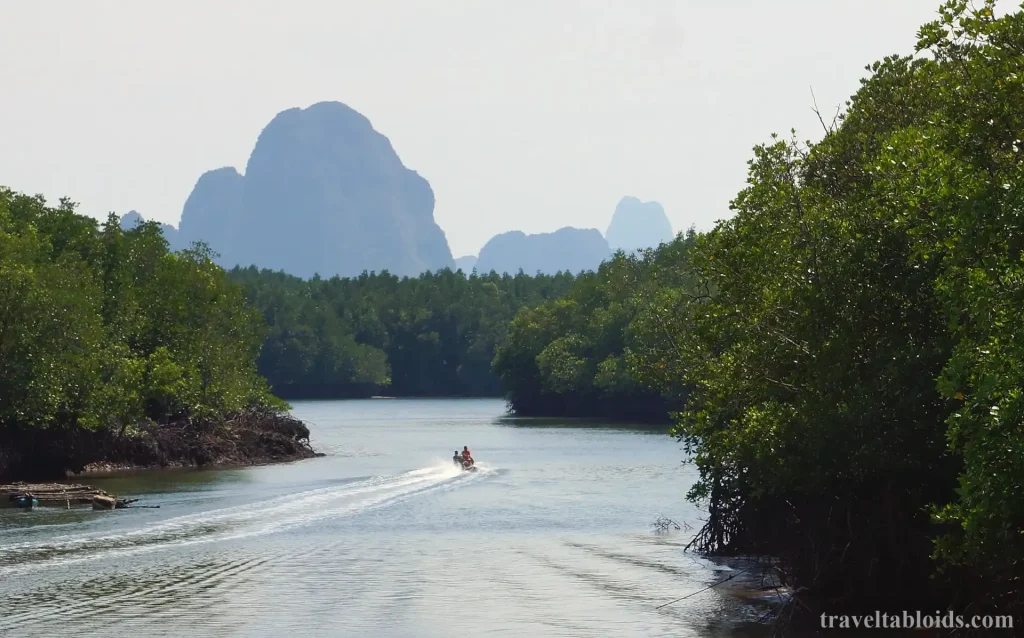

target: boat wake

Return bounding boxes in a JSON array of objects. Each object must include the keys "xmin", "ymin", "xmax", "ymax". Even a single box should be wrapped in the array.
[{"xmin": 0, "ymin": 462, "xmax": 491, "ymax": 577}]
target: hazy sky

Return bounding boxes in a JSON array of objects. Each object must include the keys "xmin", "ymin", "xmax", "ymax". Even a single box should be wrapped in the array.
[{"xmin": 2, "ymin": 0, "xmax": 947, "ymax": 257}]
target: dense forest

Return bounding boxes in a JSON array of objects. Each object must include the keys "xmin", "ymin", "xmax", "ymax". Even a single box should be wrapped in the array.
[
  {"xmin": 0, "ymin": 189, "xmax": 310, "ymax": 480},
  {"xmin": 0, "ymin": 182, "xmax": 583, "ymax": 481},
  {"xmin": 228, "ymin": 267, "xmax": 577, "ymax": 398},
  {"xmin": 491, "ymin": 230, "xmax": 698, "ymax": 421},
  {"xmin": 227, "ymin": 239, "xmax": 698, "ymax": 419},
  {"xmin": 496, "ymin": 0, "xmax": 1024, "ymax": 626}
]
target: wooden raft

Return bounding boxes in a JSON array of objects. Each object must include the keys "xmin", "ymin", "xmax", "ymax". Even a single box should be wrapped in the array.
[{"xmin": 0, "ymin": 482, "xmax": 136, "ymax": 509}]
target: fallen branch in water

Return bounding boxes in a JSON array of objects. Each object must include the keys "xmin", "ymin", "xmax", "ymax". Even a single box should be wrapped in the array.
[
  {"xmin": 655, "ymin": 566, "xmax": 752, "ymax": 609},
  {"xmin": 652, "ymin": 515, "xmax": 686, "ymax": 533}
]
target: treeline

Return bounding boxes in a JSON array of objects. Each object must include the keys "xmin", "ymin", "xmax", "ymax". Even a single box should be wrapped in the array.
[
  {"xmin": 227, "ymin": 267, "xmax": 578, "ymax": 398},
  {"xmin": 492, "ymin": 230, "xmax": 699, "ymax": 421},
  {"xmin": 496, "ymin": 1, "xmax": 1024, "ymax": 624},
  {"xmin": 0, "ymin": 188, "xmax": 285, "ymax": 478}
]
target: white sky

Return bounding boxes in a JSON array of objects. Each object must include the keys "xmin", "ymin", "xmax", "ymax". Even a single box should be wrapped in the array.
[{"xmin": 1, "ymin": 0, "xmax": 946, "ymax": 257}]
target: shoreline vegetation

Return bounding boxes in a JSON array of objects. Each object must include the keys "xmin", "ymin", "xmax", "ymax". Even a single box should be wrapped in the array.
[
  {"xmin": 0, "ymin": 410, "xmax": 320, "ymax": 482},
  {"xmin": 492, "ymin": 230, "xmax": 698, "ymax": 422},
  {"xmin": 496, "ymin": 2, "xmax": 1024, "ymax": 631},
  {"xmin": 4, "ymin": 1, "xmax": 1023, "ymax": 633},
  {"xmin": 228, "ymin": 264, "xmax": 578, "ymax": 400},
  {"xmin": 0, "ymin": 188, "xmax": 314, "ymax": 483}
]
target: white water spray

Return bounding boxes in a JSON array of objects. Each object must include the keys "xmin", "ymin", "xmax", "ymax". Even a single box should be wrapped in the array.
[{"xmin": 0, "ymin": 461, "xmax": 493, "ymax": 576}]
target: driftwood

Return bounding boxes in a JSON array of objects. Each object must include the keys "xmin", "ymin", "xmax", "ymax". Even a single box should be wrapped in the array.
[
  {"xmin": 652, "ymin": 515, "xmax": 689, "ymax": 533},
  {"xmin": 1, "ymin": 482, "xmax": 139, "ymax": 509}
]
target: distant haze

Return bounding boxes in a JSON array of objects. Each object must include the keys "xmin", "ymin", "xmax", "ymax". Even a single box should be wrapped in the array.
[
  {"xmin": 0, "ymin": 0, "xmax": 947, "ymax": 256},
  {"xmin": 454, "ymin": 256, "xmax": 478, "ymax": 273},
  {"xmin": 606, "ymin": 196, "xmax": 674, "ymax": 253},
  {"xmin": 475, "ymin": 228, "xmax": 611, "ymax": 275}
]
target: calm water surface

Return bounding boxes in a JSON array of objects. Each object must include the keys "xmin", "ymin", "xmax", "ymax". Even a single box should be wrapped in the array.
[{"xmin": 0, "ymin": 399, "xmax": 771, "ymax": 637}]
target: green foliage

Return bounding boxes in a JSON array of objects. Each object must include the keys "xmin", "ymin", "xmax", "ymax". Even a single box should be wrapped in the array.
[
  {"xmin": 0, "ymin": 187, "xmax": 278, "ymax": 434},
  {"xmin": 491, "ymin": 0, "xmax": 1024, "ymax": 615},
  {"xmin": 907, "ymin": 0, "xmax": 1024, "ymax": 604},
  {"xmin": 633, "ymin": 0, "xmax": 1024, "ymax": 615},
  {"xmin": 0, "ymin": 207, "xmax": 105, "ymax": 428},
  {"xmin": 228, "ymin": 266, "xmax": 577, "ymax": 398},
  {"xmin": 492, "ymin": 232, "xmax": 698, "ymax": 420}
]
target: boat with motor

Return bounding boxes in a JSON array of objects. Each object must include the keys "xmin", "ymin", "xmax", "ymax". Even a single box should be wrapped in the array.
[{"xmin": 452, "ymin": 451, "xmax": 478, "ymax": 472}]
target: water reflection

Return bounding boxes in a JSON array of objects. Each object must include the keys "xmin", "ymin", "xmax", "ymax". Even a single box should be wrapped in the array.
[
  {"xmin": 83, "ymin": 465, "xmax": 252, "ymax": 494},
  {"xmin": 494, "ymin": 414, "xmax": 672, "ymax": 434}
]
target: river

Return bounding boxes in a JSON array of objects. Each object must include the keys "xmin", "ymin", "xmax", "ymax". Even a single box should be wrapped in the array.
[{"xmin": 0, "ymin": 399, "xmax": 771, "ymax": 637}]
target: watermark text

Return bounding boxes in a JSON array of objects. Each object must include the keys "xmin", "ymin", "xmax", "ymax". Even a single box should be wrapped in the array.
[{"xmin": 820, "ymin": 611, "xmax": 1013, "ymax": 631}]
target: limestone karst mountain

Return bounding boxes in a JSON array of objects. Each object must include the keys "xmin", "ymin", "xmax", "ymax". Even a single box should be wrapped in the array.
[
  {"xmin": 119, "ymin": 210, "xmax": 183, "ymax": 250},
  {"xmin": 177, "ymin": 101, "xmax": 454, "ymax": 278},
  {"xmin": 605, "ymin": 196, "xmax": 674, "ymax": 253},
  {"xmin": 454, "ymin": 255, "xmax": 478, "ymax": 272},
  {"xmin": 177, "ymin": 168, "xmax": 245, "ymax": 264},
  {"xmin": 474, "ymin": 227, "xmax": 612, "ymax": 275}
]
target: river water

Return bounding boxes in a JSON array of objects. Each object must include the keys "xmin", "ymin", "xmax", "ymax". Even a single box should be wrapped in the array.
[{"xmin": 0, "ymin": 399, "xmax": 771, "ymax": 637}]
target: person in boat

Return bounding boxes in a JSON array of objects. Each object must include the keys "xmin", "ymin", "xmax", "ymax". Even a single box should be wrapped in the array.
[
  {"xmin": 453, "ymin": 451, "xmax": 461, "ymax": 466},
  {"xmin": 461, "ymin": 446, "xmax": 474, "ymax": 467}
]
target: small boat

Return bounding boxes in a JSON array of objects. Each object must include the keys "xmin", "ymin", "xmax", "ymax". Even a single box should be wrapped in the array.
[
  {"xmin": 12, "ymin": 495, "xmax": 38, "ymax": 510},
  {"xmin": 453, "ymin": 458, "xmax": 478, "ymax": 473}
]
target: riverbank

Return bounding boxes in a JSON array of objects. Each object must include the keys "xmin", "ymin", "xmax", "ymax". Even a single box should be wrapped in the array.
[{"xmin": 0, "ymin": 410, "xmax": 322, "ymax": 483}]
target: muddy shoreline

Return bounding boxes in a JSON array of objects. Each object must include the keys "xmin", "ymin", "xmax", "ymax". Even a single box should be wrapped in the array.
[{"xmin": 0, "ymin": 410, "xmax": 323, "ymax": 483}]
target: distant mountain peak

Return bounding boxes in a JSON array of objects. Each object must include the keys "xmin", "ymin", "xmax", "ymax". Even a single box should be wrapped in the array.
[
  {"xmin": 120, "ymin": 210, "xmax": 144, "ymax": 229},
  {"xmin": 177, "ymin": 101, "xmax": 454, "ymax": 278},
  {"xmin": 119, "ymin": 210, "xmax": 182, "ymax": 250},
  {"xmin": 605, "ymin": 196, "xmax": 674, "ymax": 252},
  {"xmin": 475, "ymin": 227, "xmax": 611, "ymax": 275}
]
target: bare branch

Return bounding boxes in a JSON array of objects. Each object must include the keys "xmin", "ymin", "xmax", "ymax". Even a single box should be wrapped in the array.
[{"xmin": 810, "ymin": 86, "xmax": 832, "ymax": 136}]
